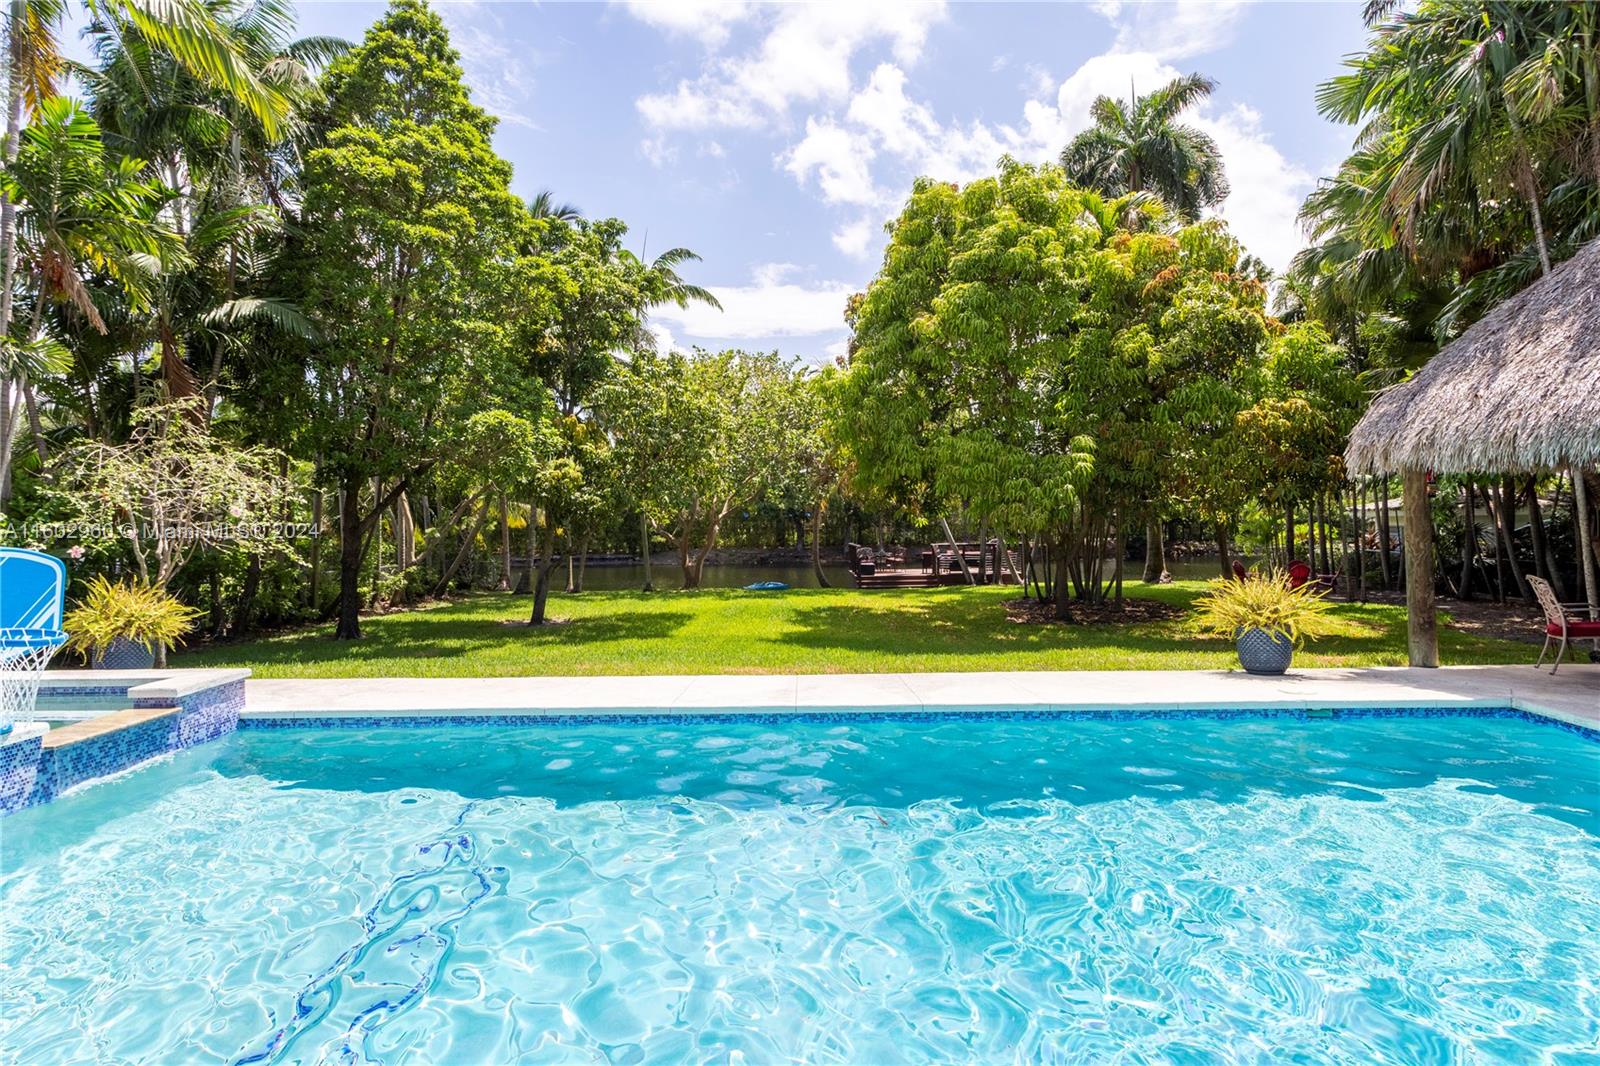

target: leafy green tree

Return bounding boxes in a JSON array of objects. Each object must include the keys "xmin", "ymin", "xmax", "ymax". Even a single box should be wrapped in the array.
[
  {"xmin": 0, "ymin": 97, "xmax": 172, "ymax": 500},
  {"xmin": 1304, "ymin": 1, "xmax": 1600, "ymax": 336},
  {"xmin": 0, "ymin": 0, "xmax": 294, "ymax": 434},
  {"xmin": 44, "ymin": 398, "xmax": 295, "ymax": 664},
  {"xmin": 840, "ymin": 162, "xmax": 1121, "ymax": 616},
  {"xmin": 1059, "ymin": 73, "xmax": 1228, "ymax": 221},
  {"xmin": 287, "ymin": 0, "xmax": 525, "ymax": 639},
  {"xmin": 602, "ymin": 347, "xmax": 809, "ymax": 588}
]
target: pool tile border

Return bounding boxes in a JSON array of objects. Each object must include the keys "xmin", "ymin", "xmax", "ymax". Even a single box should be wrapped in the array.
[
  {"xmin": 3, "ymin": 677, "xmax": 246, "ymax": 813},
  {"xmin": 235, "ymin": 703, "xmax": 1600, "ymax": 742}
]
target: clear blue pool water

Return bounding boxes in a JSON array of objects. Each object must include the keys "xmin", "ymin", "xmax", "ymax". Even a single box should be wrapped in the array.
[{"xmin": 2, "ymin": 713, "xmax": 1597, "ymax": 1064}]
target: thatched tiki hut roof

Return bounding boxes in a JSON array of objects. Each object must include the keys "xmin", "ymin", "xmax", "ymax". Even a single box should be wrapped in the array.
[
  {"xmin": 1343, "ymin": 237, "xmax": 1600, "ymax": 669},
  {"xmin": 1345, "ymin": 237, "xmax": 1600, "ymax": 475}
]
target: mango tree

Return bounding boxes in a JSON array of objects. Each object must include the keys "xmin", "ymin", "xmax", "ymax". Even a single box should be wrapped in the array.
[{"xmin": 286, "ymin": 0, "xmax": 525, "ymax": 639}]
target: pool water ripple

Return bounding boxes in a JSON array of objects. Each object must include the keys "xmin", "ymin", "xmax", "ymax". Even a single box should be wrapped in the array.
[{"xmin": 1, "ymin": 715, "xmax": 1596, "ymax": 1064}]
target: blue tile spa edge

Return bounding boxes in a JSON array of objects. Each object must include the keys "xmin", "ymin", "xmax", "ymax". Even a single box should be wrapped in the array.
[
  {"xmin": 237, "ymin": 704, "xmax": 1600, "ymax": 742},
  {"xmin": 2, "ymin": 678, "xmax": 246, "ymax": 814}
]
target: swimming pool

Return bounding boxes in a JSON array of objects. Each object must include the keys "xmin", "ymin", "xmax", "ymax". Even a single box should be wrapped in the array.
[{"xmin": 2, "ymin": 712, "xmax": 1595, "ymax": 1063}]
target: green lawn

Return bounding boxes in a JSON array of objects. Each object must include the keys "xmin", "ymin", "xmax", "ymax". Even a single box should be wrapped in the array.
[{"xmin": 174, "ymin": 582, "xmax": 1536, "ymax": 678}]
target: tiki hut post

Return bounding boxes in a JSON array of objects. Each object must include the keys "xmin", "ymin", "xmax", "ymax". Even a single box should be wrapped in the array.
[
  {"xmin": 1574, "ymin": 468, "xmax": 1598, "ymax": 619},
  {"xmin": 1402, "ymin": 468, "xmax": 1439, "ymax": 666},
  {"xmin": 1345, "ymin": 237, "xmax": 1600, "ymax": 668}
]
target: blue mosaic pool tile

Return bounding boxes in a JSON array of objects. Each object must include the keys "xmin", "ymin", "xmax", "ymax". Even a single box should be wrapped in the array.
[
  {"xmin": 12, "ymin": 678, "xmax": 245, "ymax": 812},
  {"xmin": 0, "ymin": 732, "xmax": 45, "ymax": 814},
  {"xmin": 238, "ymin": 704, "xmax": 1599, "ymax": 741}
]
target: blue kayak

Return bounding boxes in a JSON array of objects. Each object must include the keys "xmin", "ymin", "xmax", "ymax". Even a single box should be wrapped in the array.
[{"xmin": 742, "ymin": 581, "xmax": 790, "ymax": 591}]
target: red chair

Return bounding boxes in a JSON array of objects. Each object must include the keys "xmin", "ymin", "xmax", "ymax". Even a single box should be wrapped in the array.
[
  {"xmin": 1231, "ymin": 560, "xmax": 1248, "ymax": 582},
  {"xmin": 1530, "ymin": 576, "xmax": 1600, "ymax": 674},
  {"xmin": 1287, "ymin": 560, "xmax": 1311, "ymax": 590}
]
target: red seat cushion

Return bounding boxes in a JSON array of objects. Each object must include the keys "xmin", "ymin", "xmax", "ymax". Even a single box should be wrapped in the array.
[{"xmin": 1547, "ymin": 620, "xmax": 1600, "ymax": 637}]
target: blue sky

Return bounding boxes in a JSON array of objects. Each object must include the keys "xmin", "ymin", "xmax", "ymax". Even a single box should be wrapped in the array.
[{"xmin": 117, "ymin": 2, "xmax": 1377, "ymax": 361}]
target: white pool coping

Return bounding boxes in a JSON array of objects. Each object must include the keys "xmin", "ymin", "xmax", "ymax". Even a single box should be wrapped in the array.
[
  {"xmin": 242, "ymin": 665, "xmax": 1599, "ymax": 732},
  {"xmin": 40, "ymin": 668, "xmax": 251, "ymax": 702}
]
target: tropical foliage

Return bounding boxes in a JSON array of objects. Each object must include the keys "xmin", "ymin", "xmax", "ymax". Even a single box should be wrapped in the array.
[
  {"xmin": 1, "ymin": 0, "xmax": 1593, "ymax": 662},
  {"xmin": 1191, "ymin": 571, "xmax": 1337, "ymax": 647},
  {"xmin": 62, "ymin": 575, "xmax": 202, "ymax": 663}
]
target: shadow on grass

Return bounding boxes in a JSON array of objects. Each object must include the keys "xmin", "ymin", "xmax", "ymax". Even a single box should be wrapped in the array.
[
  {"xmin": 178, "ymin": 603, "xmax": 695, "ymax": 667},
  {"xmin": 773, "ymin": 587, "xmax": 1410, "ymax": 661}
]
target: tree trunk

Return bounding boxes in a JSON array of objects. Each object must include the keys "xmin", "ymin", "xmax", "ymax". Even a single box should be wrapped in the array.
[
  {"xmin": 976, "ymin": 519, "xmax": 989, "ymax": 583},
  {"xmin": 810, "ymin": 504, "xmax": 831, "ymax": 588},
  {"xmin": 1052, "ymin": 535, "xmax": 1072, "ymax": 621},
  {"xmin": 1524, "ymin": 476, "xmax": 1564, "ymax": 600},
  {"xmin": 232, "ymin": 552, "xmax": 262, "ymax": 637},
  {"xmin": 1318, "ymin": 495, "xmax": 1332, "ymax": 576},
  {"xmin": 309, "ymin": 485, "xmax": 324, "ymax": 611},
  {"xmin": 1458, "ymin": 482, "xmax": 1476, "ymax": 602},
  {"xmin": 1574, "ymin": 467, "xmax": 1599, "ymax": 621},
  {"xmin": 1375, "ymin": 480, "xmax": 1392, "ymax": 591},
  {"xmin": 1357, "ymin": 482, "xmax": 1369, "ymax": 602},
  {"xmin": 431, "ymin": 495, "xmax": 492, "ymax": 598},
  {"xmin": 1141, "ymin": 519, "xmax": 1166, "ymax": 582},
  {"xmin": 1403, "ymin": 468, "xmax": 1439, "ymax": 667},
  {"xmin": 1113, "ymin": 528, "xmax": 1125, "ymax": 604},
  {"xmin": 567, "ymin": 534, "xmax": 591, "ymax": 593},
  {"xmin": 1215, "ymin": 522, "xmax": 1231, "ymax": 579},
  {"xmin": 1490, "ymin": 477, "xmax": 1533, "ymax": 603},
  {"xmin": 529, "ymin": 525, "xmax": 559, "ymax": 625},
  {"xmin": 394, "ymin": 491, "xmax": 415, "ymax": 572},
  {"xmin": 690, "ymin": 518, "xmax": 720, "ymax": 588},
  {"xmin": 335, "ymin": 476, "xmax": 364, "ymax": 640},
  {"xmin": 497, "ymin": 494, "xmax": 512, "ymax": 591},
  {"xmin": 640, "ymin": 513, "xmax": 654, "ymax": 592},
  {"xmin": 941, "ymin": 517, "xmax": 974, "ymax": 585},
  {"xmin": 0, "ymin": 2, "xmax": 25, "ymax": 507},
  {"xmin": 1285, "ymin": 501, "xmax": 1296, "ymax": 565},
  {"xmin": 209, "ymin": 563, "xmax": 225, "ymax": 639}
]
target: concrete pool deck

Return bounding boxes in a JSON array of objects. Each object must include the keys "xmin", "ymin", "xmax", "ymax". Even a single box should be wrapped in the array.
[{"xmin": 244, "ymin": 665, "xmax": 1598, "ymax": 731}]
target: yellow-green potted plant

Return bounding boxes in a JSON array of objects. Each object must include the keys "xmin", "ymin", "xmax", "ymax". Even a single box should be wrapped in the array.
[
  {"xmin": 64, "ymin": 577, "xmax": 201, "ymax": 670},
  {"xmin": 1193, "ymin": 570, "xmax": 1337, "ymax": 675}
]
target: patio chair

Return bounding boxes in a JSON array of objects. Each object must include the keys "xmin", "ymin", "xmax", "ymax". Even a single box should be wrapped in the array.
[
  {"xmin": 1231, "ymin": 560, "xmax": 1248, "ymax": 582},
  {"xmin": 1528, "ymin": 575, "xmax": 1600, "ymax": 674},
  {"xmin": 1287, "ymin": 560, "xmax": 1311, "ymax": 590}
]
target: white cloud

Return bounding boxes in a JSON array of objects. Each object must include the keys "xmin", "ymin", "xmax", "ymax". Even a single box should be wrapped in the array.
[
  {"xmin": 782, "ymin": 117, "xmax": 879, "ymax": 205},
  {"xmin": 633, "ymin": 2, "xmax": 947, "ymax": 131},
  {"xmin": 1195, "ymin": 104, "xmax": 1315, "ymax": 271},
  {"xmin": 621, "ymin": 0, "xmax": 753, "ymax": 49},
  {"xmin": 832, "ymin": 217, "xmax": 875, "ymax": 257},
  {"xmin": 1095, "ymin": 0, "xmax": 1250, "ymax": 61},
  {"xmin": 640, "ymin": 135, "xmax": 677, "ymax": 167},
  {"xmin": 649, "ymin": 265, "xmax": 856, "ymax": 340},
  {"xmin": 648, "ymin": 321, "xmax": 681, "ymax": 355},
  {"xmin": 1050, "ymin": 51, "xmax": 1181, "ymax": 142},
  {"xmin": 441, "ymin": 7, "xmax": 540, "ymax": 129}
]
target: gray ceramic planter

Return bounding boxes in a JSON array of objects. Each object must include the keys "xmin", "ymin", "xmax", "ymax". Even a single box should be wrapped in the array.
[
  {"xmin": 1234, "ymin": 627, "xmax": 1294, "ymax": 675},
  {"xmin": 92, "ymin": 637, "xmax": 155, "ymax": 670}
]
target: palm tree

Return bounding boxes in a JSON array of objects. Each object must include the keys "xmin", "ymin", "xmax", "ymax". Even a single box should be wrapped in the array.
[
  {"xmin": 76, "ymin": 0, "xmax": 339, "ymax": 405},
  {"xmin": 1059, "ymin": 73, "xmax": 1229, "ymax": 221},
  {"xmin": 528, "ymin": 189, "xmax": 580, "ymax": 222},
  {"xmin": 0, "ymin": 0, "xmax": 299, "ymax": 479},
  {"xmin": 0, "ymin": 97, "xmax": 173, "ymax": 499},
  {"xmin": 1311, "ymin": 0, "xmax": 1599, "ymax": 332}
]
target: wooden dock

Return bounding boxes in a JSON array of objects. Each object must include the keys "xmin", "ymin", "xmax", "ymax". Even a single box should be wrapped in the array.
[{"xmin": 846, "ymin": 542, "xmax": 1023, "ymax": 590}]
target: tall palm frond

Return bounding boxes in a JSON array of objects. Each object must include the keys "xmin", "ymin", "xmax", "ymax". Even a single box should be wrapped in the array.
[
  {"xmin": 529, "ymin": 189, "xmax": 581, "ymax": 221},
  {"xmin": 1058, "ymin": 72, "xmax": 1227, "ymax": 221}
]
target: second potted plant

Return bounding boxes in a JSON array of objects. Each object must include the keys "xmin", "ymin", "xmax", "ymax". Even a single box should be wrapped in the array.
[
  {"xmin": 64, "ymin": 577, "xmax": 201, "ymax": 670},
  {"xmin": 1193, "ymin": 570, "xmax": 1336, "ymax": 675}
]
